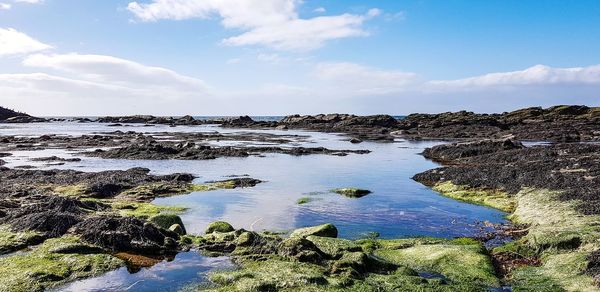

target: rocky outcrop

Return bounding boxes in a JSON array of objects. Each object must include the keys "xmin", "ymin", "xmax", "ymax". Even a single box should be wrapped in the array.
[{"xmin": 397, "ymin": 105, "xmax": 600, "ymax": 142}]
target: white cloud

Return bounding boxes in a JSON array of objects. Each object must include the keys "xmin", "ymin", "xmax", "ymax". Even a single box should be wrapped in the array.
[
  {"xmin": 0, "ymin": 53, "xmax": 212, "ymax": 116},
  {"xmin": 0, "ymin": 28, "xmax": 52, "ymax": 57},
  {"xmin": 257, "ymin": 53, "xmax": 282, "ymax": 63},
  {"xmin": 23, "ymin": 53, "xmax": 208, "ymax": 92},
  {"xmin": 429, "ymin": 64, "xmax": 600, "ymax": 89},
  {"xmin": 127, "ymin": 0, "xmax": 379, "ymax": 51},
  {"xmin": 0, "ymin": 3, "xmax": 11, "ymax": 9}
]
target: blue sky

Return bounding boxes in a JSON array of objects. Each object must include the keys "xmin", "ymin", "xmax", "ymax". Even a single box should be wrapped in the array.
[{"xmin": 0, "ymin": 0, "xmax": 599, "ymax": 115}]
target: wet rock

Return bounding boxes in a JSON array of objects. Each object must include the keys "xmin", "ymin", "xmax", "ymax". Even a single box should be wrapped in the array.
[
  {"xmin": 205, "ymin": 221, "xmax": 234, "ymax": 234},
  {"xmin": 290, "ymin": 224, "xmax": 338, "ymax": 238}
]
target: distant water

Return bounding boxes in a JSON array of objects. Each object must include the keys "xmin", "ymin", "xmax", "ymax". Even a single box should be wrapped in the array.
[{"xmin": 42, "ymin": 115, "xmax": 407, "ymax": 122}]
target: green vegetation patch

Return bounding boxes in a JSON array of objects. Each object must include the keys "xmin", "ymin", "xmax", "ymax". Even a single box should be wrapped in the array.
[
  {"xmin": 375, "ymin": 242, "xmax": 500, "ymax": 287},
  {"xmin": 0, "ymin": 236, "xmax": 123, "ymax": 292},
  {"xmin": 432, "ymin": 181, "xmax": 515, "ymax": 212},
  {"xmin": 0, "ymin": 225, "xmax": 45, "ymax": 255}
]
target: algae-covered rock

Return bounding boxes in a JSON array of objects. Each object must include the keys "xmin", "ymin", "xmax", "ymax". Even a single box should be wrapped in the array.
[
  {"xmin": 205, "ymin": 221, "xmax": 234, "ymax": 234},
  {"xmin": 149, "ymin": 214, "xmax": 186, "ymax": 235},
  {"xmin": 0, "ymin": 236, "xmax": 123, "ymax": 292},
  {"xmin": 332, "ymin": 188, "xmax": 371, "ymax": 198},
  {"xmin": 306, "ymin": 235, "xmax": 361, "ymax": 259},
  {"xmin": 290, "ymin": 224, "xmax": 338, "ymax": 238},
  {"xmin": 375, "ymin": 242, "xmax": 500, "ymax": 288},
  {"xmin": 278, "ymin": 237, "xmax": 323, "ymax": 263}
]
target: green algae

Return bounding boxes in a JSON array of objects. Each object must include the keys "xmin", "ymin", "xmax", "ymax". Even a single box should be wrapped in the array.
[
  {"xmin": 374, "ymin": 241, "xmax": 500, "ymax": 287},
  {"xmin": 0, "ymin": 225, "xmax": 44, "ymax": 255},
  {"xmin": 432, "ymin": 181, "xmax": 515, "ymax": 212},
  {"xmin": 306, "ymin": 236, "xmax": 361, "ymax": 259},
  {"xmin": 0, "ymin": 236, "xmax": 123, "ymax": 292},
  {"xmin": 430, "ymin": 183, "xmax": 600, "ymax": 290},
  {"xmin": 111, "ymin": 202, "xmax": 186, "ymax": 218}
]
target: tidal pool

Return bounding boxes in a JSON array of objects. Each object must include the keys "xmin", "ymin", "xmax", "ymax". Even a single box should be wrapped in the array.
[{"xmin": 0, "ymin": 121, "xmax": 507, "ymax": 290}]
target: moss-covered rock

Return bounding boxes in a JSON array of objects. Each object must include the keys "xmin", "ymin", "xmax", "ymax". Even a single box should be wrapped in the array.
[
  {"xmin": 0, "ymin": 236, "xmax": 123, "ymax": 292},
  {"xmin": 332, "ymin": 188, "xmax": 372, "ymax": 198},
  {"xmin": 149, "ymin": 214, "xmax": 186, "ymax": 235},
  {"xmin": 291, "ymin": 224, "xmax": 338, "ymax": 238},
  {"xmin": 278, "ymin": 237, "xmax": 323, "ymax": 263},
  {"xmin": 205, "ymin": 221, "xmax": 235, "ymax": 234}
]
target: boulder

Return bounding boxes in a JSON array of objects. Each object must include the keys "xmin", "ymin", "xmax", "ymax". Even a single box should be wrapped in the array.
[{"xmin": 149, "ymin": 215, "xmax": 186, "ymax": 235}]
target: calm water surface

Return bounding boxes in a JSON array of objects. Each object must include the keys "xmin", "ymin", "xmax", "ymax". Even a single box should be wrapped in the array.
[{"xmin": 0, "ymin": 122, "xmax": 506, "ymax": 291}]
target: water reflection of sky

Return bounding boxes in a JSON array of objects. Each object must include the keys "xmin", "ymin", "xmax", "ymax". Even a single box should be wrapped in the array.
[{"xmin": 54, "ymin": 253, "xmax": 232, "ymax": 292}]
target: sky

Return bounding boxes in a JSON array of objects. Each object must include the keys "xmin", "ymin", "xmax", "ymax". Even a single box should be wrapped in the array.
[{"xmin": 0, "ymin": 0, "xmax": 599, "ymax": 116}]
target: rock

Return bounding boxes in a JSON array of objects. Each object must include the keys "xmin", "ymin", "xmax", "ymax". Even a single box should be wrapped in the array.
[
  {"xmin": 205, "ymin": 221, "xmax": 234, "ymax": 234},
  {"xmin": 236, "ymin": 231, "xmax": 255, "ymax": 246},
  {"xmin": 421, "ymin": 139, "xmax": 524, "ymax": 162},
  {"xmin": 290, "ymin": 224, "xmax": 338, "ymax": 238},
  {"xmin": 278, "ymin": 237, "xmax": 323, "ymax": 263},
  {"xmin": 168, "ymin": 224, "xmax": 185, "ymax": 235},
  {"xmin": 332, "ymin": 188, "xmax": 371, "ymax": 198},
  {"xmin": 149, "ymin": 215, "xmax": 186, "ymax": 235},
  {"xmin": 349, "ymin": 138, "xmax": 363, "ymax": 144},
  {"xmin": 72, "ymin": 216, "xmax": 179, "ymax": 252},
  {"xmin": 306, "ymin": 236, "xmax": 362, "ymax": 259}
]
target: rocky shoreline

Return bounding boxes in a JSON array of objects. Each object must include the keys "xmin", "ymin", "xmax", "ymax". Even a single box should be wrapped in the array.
[{"xmin": 0, "ymin": 105, "xmax": 599, "ymax": 291}]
